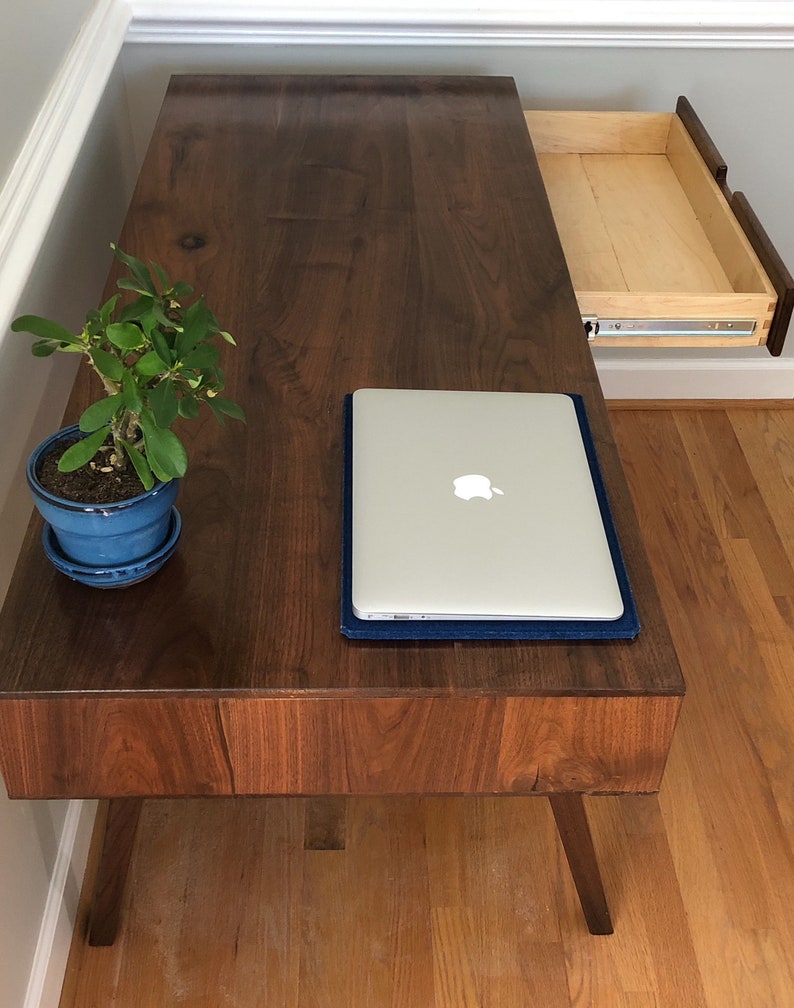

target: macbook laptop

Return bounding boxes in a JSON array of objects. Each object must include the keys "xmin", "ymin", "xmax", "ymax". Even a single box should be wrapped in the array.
[{"xmin": 351, "ymin": 388, "xmax": 624, "ymax": 621}]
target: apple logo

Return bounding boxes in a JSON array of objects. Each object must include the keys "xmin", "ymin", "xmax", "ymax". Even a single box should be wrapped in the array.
[{"xmin": 453, "ymin": 474, "xmax": 505, "ymax": 501}]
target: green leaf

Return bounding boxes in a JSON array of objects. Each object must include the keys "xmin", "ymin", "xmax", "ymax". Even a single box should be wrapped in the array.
[
  {"xmin": 150, "ymin": 327, "xmax": 174, "ymax": 366},
  {"xmin": 31, "ymin": 341, "xmax": 57, "ymax": 357},
  {"xmin": 12, "ymin": 315, "xmax": 81, "ymax": 346},
  {"xmin": 90, "ymin": 347, "xmax": 124, "ymax": 381},
  {"xmin": 175, "ymin": 298, "xmax": 212, "ymax": 360},
  {"xmin": 147, "ymin": 377, "xmax": 179, "ymax": 428},
  {"xmin": 220, "ymin": 330, "xmax": 237, "ymax": 345},
  {"xmin": 117, "ymin": 294, "xmax": 154, "ymax": 325},
  {"xmin": 177, "ymin": 392, "xmax": 200, "ymax": 419},
  {"xmin": 122, "ymin": 369, "xmax": 143, "ymax": 414},
  {"xmin": 107, "ymin": 322, "xmax": 145, "ymax": 351},
  {"xmin": 135, "ymin": 350, "xmax": 170, "ymax": 377},
  {"xmin": 211, "ymin": 397, "xmax": 246, "ymax": 423},
  {"xmin": 79, "ymin": 393, "xmax": 124, "ymax": 433},
  {"xmin": 181, "ymin": 343, "xmax": 220, "ymax": 371},
  {"xmin": 115, "ymin": 277, "xmax": 153, "ymax": 296},
  {"xmin": 111, "ymin": 244, "xmax": 156, "ymax": 295},
  {"xmin": 120, "ymin": 439, "xmax": 155, "ymax": 491},
  {"xmin": 151, "ymin": 299, "xmax": 179, "ymax": 332},
  {"xmin": 152, "ymin": 261, "xmax": 171, "ymax": 292},
  {"xmin": 99, "ymin": 294, "xmax": 120, "ymax": 326},
  {"xmin": 140, "ymin": 413, "xmax": 187, "ymax": 479},
  {"xmin": 206, "ymin": 396, "xmax": 245, "ymax": 427},
  {"xmin": 171, "ymin": 280, "xmax": 193, "ymax": 299},
  {"xmin": 57, "ymin": 427, "xmax": 110, "ymax": 472}
]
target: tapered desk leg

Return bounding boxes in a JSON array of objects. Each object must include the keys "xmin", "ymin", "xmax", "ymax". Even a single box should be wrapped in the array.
[
  {"xmin": 548, "ymin": 794, "xmax": 614, "ymax": 935},
  {"xmin": 88, "ymin": 798, "xmax": 144, "ymax": 946}
]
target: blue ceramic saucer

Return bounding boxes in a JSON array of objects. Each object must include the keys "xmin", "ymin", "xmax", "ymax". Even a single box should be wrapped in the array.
[{"xmin": 42, "ymin": 507, "xmax": 182, "ymax": 588}]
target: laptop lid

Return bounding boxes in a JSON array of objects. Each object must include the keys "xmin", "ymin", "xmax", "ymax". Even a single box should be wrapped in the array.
[{"xmin": 351, "ymin": 388, "xmax": 624, "ymax": 621}]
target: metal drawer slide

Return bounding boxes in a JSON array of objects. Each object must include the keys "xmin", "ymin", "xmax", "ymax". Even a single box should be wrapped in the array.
[{"xmin": 583, "ymin": 317, "xmax": 757, "ymax": 341}]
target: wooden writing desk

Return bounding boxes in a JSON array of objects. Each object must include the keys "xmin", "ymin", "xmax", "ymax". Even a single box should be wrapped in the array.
[{"xmin": 0, "ymin": 76, "xmax": 684, "ymax": 945}]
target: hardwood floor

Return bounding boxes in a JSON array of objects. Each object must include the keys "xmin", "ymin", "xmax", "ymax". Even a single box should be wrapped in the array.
[{"xmin": 60, "ymin": 406, "xmax": 794, "ymax": 1008}]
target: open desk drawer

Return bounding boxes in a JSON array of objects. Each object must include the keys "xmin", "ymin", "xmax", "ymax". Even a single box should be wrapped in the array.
[{"xmin": 525, "ymin": 97, "xmax": 793, "ymax": 355}]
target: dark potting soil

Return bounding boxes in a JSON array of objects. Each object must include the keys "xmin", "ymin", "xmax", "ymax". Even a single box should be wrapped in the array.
[{"xmin": 37, "ymin": 441, "xmax": 147, "ymax": 504}]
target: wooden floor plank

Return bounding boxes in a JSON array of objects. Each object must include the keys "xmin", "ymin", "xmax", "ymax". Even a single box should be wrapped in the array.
[
  {"xmin": 728, "ymin": 408, "xmax": 794, "ymax": 580},
  {"xmin": 675, "ymin": 409, "xmax": 794, "ymax": 596},
  {"xmin": 612, "ymin": 406, "xmax": 794, "ymax": 1007},
  {"xmin": 59, "ymin": 406, "xmax": 794, "ymax": 1007}
]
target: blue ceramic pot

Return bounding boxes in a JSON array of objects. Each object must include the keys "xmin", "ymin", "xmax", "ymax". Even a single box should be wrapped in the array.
[{"xmin": 27, "ymin": 425, "xmax": 180, "ymax": 582}]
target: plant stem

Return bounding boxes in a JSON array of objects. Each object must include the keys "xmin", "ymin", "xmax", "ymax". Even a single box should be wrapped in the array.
[
  {"xmin": 87, "ymin": 358, "xmax": 120, "ymax": 399},
  {"xmin": 110, "ymin": 422, "xmax": 127, "ymax": 471}
]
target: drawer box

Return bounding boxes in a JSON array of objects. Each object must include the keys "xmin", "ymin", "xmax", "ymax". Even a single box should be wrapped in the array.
[{"xmin": 525, "ymin": 98, "xmax": 793, "ymax": 354}]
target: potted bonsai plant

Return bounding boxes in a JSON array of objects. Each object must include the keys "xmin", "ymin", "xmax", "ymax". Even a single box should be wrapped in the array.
[{"xmin": 12, "ymin": 244, "xmax": 244, "ymax": 586}]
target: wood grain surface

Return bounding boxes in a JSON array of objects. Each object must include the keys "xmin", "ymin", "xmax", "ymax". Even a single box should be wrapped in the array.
[
  {"xmin": 0, "ymin": 694, "xmax": 679, "ymax": 798},
  {"xmin": 86, "ymin": 798, "xmax": 143, "ymax": 947},
  {"xmin": 527, "ymin": 105, "xmax": 779, "ymax": 350},
  {"xmin": 0, "ymin": 76, "xmax": 682, "ymax": 801},
  {"xmin": 58, "ymin": 404, "xmax": 794, "ymax": 1007}
]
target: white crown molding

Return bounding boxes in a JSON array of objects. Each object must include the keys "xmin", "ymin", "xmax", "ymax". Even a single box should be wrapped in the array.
[
  {"xmin": 126, "ymin": 0, "xmax": 794, "ymax": 47},
  {"xmin": 0, "ymin": 0, "xmax": 131, "ymax": 336}
]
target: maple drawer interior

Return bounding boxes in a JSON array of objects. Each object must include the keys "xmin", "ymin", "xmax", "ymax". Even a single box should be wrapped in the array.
[{"xmin": 524, "ymin": 110, "xmax": 778, "ymax": 349}]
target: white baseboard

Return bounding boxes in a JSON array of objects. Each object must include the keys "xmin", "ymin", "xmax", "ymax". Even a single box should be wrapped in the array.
[
  {"xmin": 595, "ymin": 356, "xmax": 794, "ymax": 400},
  {"xmin": 22, "ymin": 801, "xmax": 97, "ymax": 1008}
]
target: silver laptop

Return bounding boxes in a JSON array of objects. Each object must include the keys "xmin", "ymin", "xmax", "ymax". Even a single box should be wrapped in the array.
[{"xmin": 351, "ymin": 388, "xmax": 624, "ymax": 621}]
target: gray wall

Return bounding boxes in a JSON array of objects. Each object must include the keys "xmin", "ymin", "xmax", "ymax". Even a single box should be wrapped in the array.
[
  {"xmin": 0, "ymin": 49, "xmax": 135, "ymax": 1008},
  {"xmin": 0, "ymin": 0, "xmax": 96, "ymax": 191},
  {"xmin": 0, "ymin": 2, "xmax": 100, "ymax": 1000}
]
